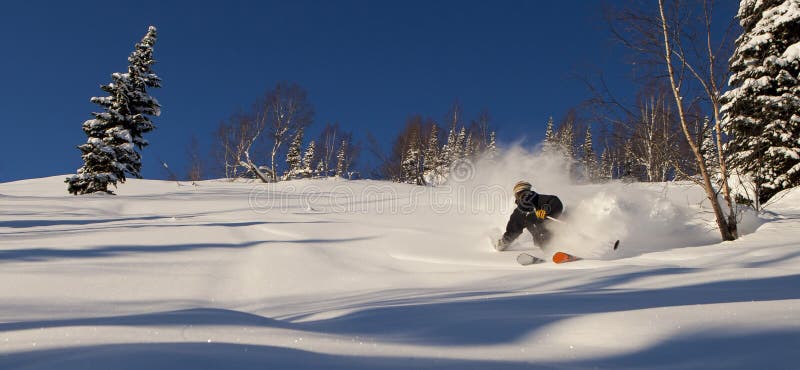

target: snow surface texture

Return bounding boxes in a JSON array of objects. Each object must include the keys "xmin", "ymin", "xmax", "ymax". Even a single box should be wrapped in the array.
[{"xmin": 1, "ymin": 150, "xmax": 798, "ymax": 369}]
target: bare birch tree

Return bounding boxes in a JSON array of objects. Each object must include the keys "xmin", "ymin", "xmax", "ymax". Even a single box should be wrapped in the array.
[
  {"xmin": 609, "ymin": 0, "xmax": 738, "ymax": 240},
  {"xmin": 629, "ymin": 92, "xmax": 679, "ymax": 182},
  {"xmin": 656, "ymin": 0, "xmax": 737, "ymax": 240},
  {"xmin": 211, "ymin": 82, "xmax": 313, "ymax": 182},
  {"xmin": 261, "ymin": 82, "xmax": 314, "ymax": 181},
  {"xmin": 213, "ymin": 112, "xmax": 264, "ymax": 180}
]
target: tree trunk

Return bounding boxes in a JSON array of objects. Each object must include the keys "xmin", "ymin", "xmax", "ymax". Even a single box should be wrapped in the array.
[
  {"xmin": 242, "ymin": 151, "xmax": 274, "ymax": 183},
  {"xmin": 658, "ymin": 0, "xmax": 735, "ymax": 241},
  {"xmin": 711, "ymin": 105, "xmax": 739, "ymax": 238},
  {"xmin": 270, "ymin": 139, "xmax": 281, "ymax": 182},
  {"xmin": 708, "ymin": 70, "xmax": 739, "ymax": 236}
]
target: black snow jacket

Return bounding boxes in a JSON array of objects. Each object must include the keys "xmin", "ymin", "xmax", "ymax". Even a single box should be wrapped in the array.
[
  {"xmin": 514, "ymin": 189, "xmax": 563, "ymax": 222},
  {"xmin": 499, "ymin": 189, "xmax": 564, "ymax": 247}
]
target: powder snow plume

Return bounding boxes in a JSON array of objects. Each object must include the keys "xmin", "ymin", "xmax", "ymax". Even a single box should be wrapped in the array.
[{"xmin": 458, "ymin": 146, "xmax": 748, "ymax": 258}]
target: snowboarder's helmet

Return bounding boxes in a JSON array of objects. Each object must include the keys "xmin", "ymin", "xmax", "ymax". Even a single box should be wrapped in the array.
[{"xmin": 513, "ymin": 181, "xmax": 532, "ymax": 198}]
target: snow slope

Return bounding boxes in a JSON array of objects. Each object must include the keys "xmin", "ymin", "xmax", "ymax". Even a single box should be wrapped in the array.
[{"xmin": 1, "ymin": 167, "xmax": 799, "ymax": 369}]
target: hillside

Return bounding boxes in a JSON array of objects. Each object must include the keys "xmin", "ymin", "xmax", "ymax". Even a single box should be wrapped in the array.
[{"xmin": 1, "ymin": 170, "xmax": 798, "ymax": 369}]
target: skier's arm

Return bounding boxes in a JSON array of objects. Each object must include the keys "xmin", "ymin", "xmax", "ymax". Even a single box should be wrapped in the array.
[{"xmin": 540, "ymin": 196, "xmax": 563, "ymax": 219}]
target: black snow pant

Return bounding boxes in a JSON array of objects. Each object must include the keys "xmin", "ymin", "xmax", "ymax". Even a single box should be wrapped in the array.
[{"xmin": 501, "ymin": 209, "xmax": 557, "ymax": 249}]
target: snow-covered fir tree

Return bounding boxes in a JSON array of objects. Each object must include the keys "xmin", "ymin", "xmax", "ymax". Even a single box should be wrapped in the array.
[
  {"xmin": 454, "ymin": 127, "xmax": 467, "ymax": 160},
  {"xmin": 402, "ymin": 141, "xmax": 423, "ymax": 185},
  {"xmin": 487, "ymin": 131, "xmax": 497, "ymax": 159},
  {"xmin": 558, "ymin": 122, "xmax": 575, "ymax": 159},
  {"xmin": 464, "ymin": 132, "xmax": 475, "ymax": 158},
  {"xmin": 284, "ymin": 128, "xmax": 304, "ymax": 179},
  {"xmin": 440, "ymin": 127, "xmax": 457, "ymax": 170},
  {"xmin": 316, "ymin": 159, "xmax": 327, "ymax": 178},
  {"xmin": 543, "ymin": 117, "xmax": 557, "ymax": 153},
  {"xmin": 599, "ymin": 148, "xmax": 613, "ymax": 181},
  {"xmin": 301, "ymin": 140, "xmax": 316, "ymax": 178},
  {"xmin": 125, "ymin": 26, "xmax": 161, "ymax": 152},
  {"xmin": 582, "ymin": 126, "xmax": 597, "ymax": 182},
  {"xmin": 555, "ymin": 119, "xmax": 576, "ymax": 174},
  {"xmin": 66, "ymin": 26, "xmax": 161, "ymax": 195},
  {"xmin": 336, "ymin": 140, "xmax": 348, "ymax": 178},
  {"xmin": 700, "ymin": 118, "xmax": 719, "ymax": 173},
  {"xmin": 66, "ymin": 76, "xmax": 136, "ymax": 195},
  {"xmin": 623, "ymin": 140, "xmax": 636, "ymax": 180},
  {"xmin": 720, "ymin": 0, "xmax": 800, "ymax": 201},
  {"xmin": 423, "ymin": 124, "xmax": 440, "ymax": 176}
]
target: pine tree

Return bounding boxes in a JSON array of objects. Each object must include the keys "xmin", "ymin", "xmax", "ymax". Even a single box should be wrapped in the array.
[
  {"xmin": 600, "ymin": 148, "xmax": 613, "ymax": 181},
  {"xmin": 66, "ymin": 75, "xmax": 135, "ymax": 195},
  {"xmin": 702, "ymin": 129, "xmax": 719, "ymax": 172},
  {"xmin": 440, "ymin": 127, "xmax": 457, "ymax": 170},
  {"xmin": 454, "ymin": 127, "xmax": 466, "ymax": 160},
  {"xmin": 302, "ymin": 140, "xmax": 316, "ymax": 178},
  {"xmin": 720, "ymin": 0, "xmax": 800, "ymax": 201},
  {"xmin": 316, "ymin": 160, "xmax": 326, "ymax": 178},
  {"xmin": 125, "ymin": 26, "xmax": 161, "ymax": 153},
  {"xmin": 402, "ymin": 142, "xmax": 422, "ymax": 185},
  {"xmin": 700, "ymin": 118, "xmax": 719, "ymax": 173},
  {"xmin": 464, "ymin": 132, "xmax": 475, "ymax": 158},
  {"xmin": 487, "ymin": 131, "xmax": 497, "ymax": 159},
  {"xmin": 285, "ymin": 128, "xmax": 304, "ymax": 179},
  {"xmin": 556, "ymin": 119, "xmax": 575, "ymax": 168},
  {"xmin": 66, "ymin": 26, "xmax": 160, "ymax": 194},
  {"xmin": 423, "ymin": 124, "xmax": 440, "ymax": 175},
  {"xmin": 582, "ymin": 126, "xmax": 598, "ymax": 182},
  {"xmin": 336, "ymin": 140, "xmax": 348, "ymax": 178},
  {"xmin": 623, "ymin": 140, "xmax": 636, "ymax": 180},
  {"xmin": 543, "ymin": 117, "xmax": 557, "ymax": 153}
]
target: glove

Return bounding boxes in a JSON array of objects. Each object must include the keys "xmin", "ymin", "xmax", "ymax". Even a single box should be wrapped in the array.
[{"xmin": 535, "ymin": 209, "xmax": 547, "ymax": 220}]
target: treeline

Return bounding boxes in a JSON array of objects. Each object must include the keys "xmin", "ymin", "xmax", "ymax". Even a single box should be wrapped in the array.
[
  {"xmin": 541, "ymin": 86, "xmax": 716, "ymax": 185},
  {"xmin": 203, "ymin": 81, "xmax": 359, "ymax": 183},
  {"xmin": 370, "ymin": 102, "xmax": 496, "ymax": 185},
  {"xmin": 177, "ymin": 81, "xmax": 361, "ymax": 182},
  {"xmin": 186, "ymin": 98, "xmax": 498, "ymax": 187}
]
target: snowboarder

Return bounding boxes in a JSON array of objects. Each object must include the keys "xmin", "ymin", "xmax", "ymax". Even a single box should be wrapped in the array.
[{"xmin": 495, "ymin": 181, "xmax": 563, "ymax": 251}]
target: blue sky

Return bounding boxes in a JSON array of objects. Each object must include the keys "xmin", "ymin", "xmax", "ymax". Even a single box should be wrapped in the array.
[{"xmin": 0, "ymin": 1, "xmax": 735, "ymax": 182}]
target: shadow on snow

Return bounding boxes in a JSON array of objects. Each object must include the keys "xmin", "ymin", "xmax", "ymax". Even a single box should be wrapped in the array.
[
  {"xmin": 2, "ymin": 329, "xmax": 798, "ymax": 370},
  {"xmin": 1, "ymin": 272, "xmax": 797, "ymax": 345},
  {"xmin": 0, "ymin": 235, "xmax": 374, "ymax": 262}
]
